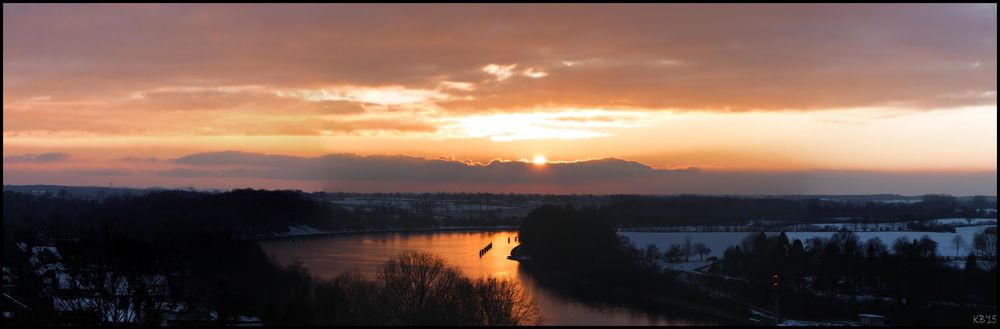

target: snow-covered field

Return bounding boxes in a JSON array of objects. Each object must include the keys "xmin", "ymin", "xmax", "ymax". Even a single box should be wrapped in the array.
[
  {"xmin": 278, "ymin": 225, "xmax": 329, "ymax": 237},
  {"xmin": 790, "ymin": 222, "xmax": 909, "ymax": 231},
  {"xmin": 620, "ymin": 225, "xmax": 996, "ymax": 258},
  {"xmin": 327, "ymin": 199, "xmax": 531, "ymax": 219},
  {"xmin": 329, "ymin": 199, "xmax": 522, "ymax": 211},
  {"xmin": 621, "ymin": 232, "xmax": 752, "ymax": 258},
  {"xmin": 785, "ymin": 218, "xmax": 996, "ymax": 231},
  {"xmin": 928, "ymin": 218, "xmax": 997, "ymax": 226}
]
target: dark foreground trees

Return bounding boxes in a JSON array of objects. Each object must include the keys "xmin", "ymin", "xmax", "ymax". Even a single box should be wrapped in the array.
[
  {"xmin": 515, "ymin": 204, "xmax": 629, "ymax": 274},
  {"xmin": 511, "ymin": 205, "xmax": 744, "ymax": 324},
  {"xmin": 714, "ymin": 228, "xmax": 997, "ymax": 324},
  {"xmin": 310, "ymin": 251, "xmax": 541, "ymax": 326}
]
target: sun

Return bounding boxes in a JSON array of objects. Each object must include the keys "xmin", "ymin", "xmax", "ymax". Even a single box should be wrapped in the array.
[{"xmin": 532, "ymin": 155, "xmax": 547, "ymax": 165}]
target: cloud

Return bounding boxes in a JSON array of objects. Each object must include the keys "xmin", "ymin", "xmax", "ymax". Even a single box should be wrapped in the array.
[
  {"xmin": 481, "ymin": 64, "xmax": 518, "ymax": 81},
  {"xmin": 276, "ymin": 85, "xmax": 453, "ymax": 106},
  {"xmin": 2, "ymin": 4, "xmax": 995, "ymax": 146},
  {"xmin": 5, "ymin": 4, "xmax": 992, "ymax": 116},
  {"xmin": 3, "ymin": 152, "xmax": 72, "ymax": 163},
  {"xmin": 165, "ymin": 151, "xmax": 686, "ymax": 183},
  {"xmin": 522, "ymin": 67, "xmax": 547, "ymax": 78},
  {"xmin": 437, "ymin": 108, "xmax": 659, "ymax": 141},
  {"xmin": 172, "ymin": 151, "xmax": 308, "ymax": 167},
  {"xmin": 438, "ymin": 81, "xmax": 476, "ymax": 91},
  {"xmin": 1, "ymin": 4, "xmax": 995, "ymax": 179},
  {"xmin": 3, "ymin": 151, "xmax": 996, "ymax": 194},
  {"xmin": 2, "ymin": 82, "xmax": 437, "ymax": 136},
  {"xmin": 70, "ymin": 168, "xmax": 132, "ymax": 176},
  {"xmin": 150, "ymin": 151, "xmax": 997, "ymax": 195},
  {"xmin": 118, "ymin": 156, "xmax": 159, "ymax": 163},
  {"xmin": 152, "ymin": 167, "xmax": 251, "ymax": 178},
  {"xmin": 316, "ymin": 118, "xmax": 439, "ymax": 135}
]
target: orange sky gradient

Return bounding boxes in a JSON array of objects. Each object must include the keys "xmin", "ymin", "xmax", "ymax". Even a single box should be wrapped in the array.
[{"xmin": 3, "ymin": 4, "xmax": 997, "ymax": 194}]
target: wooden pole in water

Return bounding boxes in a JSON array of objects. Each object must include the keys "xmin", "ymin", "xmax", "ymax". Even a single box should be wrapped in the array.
[{"xmin": 771, "ymin": 273, "xmax": 781, "ymax": 325}]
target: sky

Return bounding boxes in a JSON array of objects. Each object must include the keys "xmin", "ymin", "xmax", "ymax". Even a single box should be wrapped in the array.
[{"xmin": 3, "ymin": 4, "xmax": 997, "ymax": 195}]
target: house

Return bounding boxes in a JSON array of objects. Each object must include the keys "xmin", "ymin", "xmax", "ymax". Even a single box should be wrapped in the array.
[
  {"xmin": 155, "ymin": 303, "xmax": 262, "ymax": 326},
  {"xmin": 857, "ymin": 313, "xmax": 889, "ymax": 326},
  {"xmin": 28, "ymin": 246, "xmax": 61, "ymax": 267},
  {"xmin": 51, "ymin": 272, "xmax": 172, "ymax": 324},
  {"xmin": 2, "ymin": 267, "xmax": 14, "ymax": 289}
]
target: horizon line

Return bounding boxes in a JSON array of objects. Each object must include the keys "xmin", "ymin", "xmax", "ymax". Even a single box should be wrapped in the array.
[{"xmin": 4, "ymin": 183, "xmax": 996, "ymax": 198}]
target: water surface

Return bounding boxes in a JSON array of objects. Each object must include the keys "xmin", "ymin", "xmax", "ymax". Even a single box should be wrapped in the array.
[{"xmin": 258, "ymin": 230, "xmax": 715, "ymax": 326}]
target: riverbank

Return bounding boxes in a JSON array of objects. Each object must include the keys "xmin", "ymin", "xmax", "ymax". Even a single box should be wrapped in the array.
[
  {"xmin": 250, "ymin": 225, "xmax": 519, "ymax": 241},
  {"xmin": 515, "ymin": 262, "xmax": 752, "ymax": 325}
]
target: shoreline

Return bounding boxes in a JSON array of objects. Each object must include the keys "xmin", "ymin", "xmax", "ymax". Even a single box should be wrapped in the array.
[{"xmin": 251, "ymin": 225, "xmax": 520, "ymax": 241}]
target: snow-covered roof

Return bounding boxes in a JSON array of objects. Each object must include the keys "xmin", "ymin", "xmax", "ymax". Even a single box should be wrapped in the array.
[
  {"xmin": 52, "ymin": 296, "xmax": 138, "ymax": 323},
  {"xmin": 857, "ymin": 313, "xmax": 888, "ymax": 318},
  {"xmin": 35, "ymin": 263, "xmax": 66, "ymax": 276},
  {"xmin": 57, "ymin": 272, "xmax": 74, "ymax": 290},
  {"xmin": 31, "ymin": 246, "xmax": 61, "ymax": 257},
  {"xmin": 52, "ymin": 296, "xmax": 96, "ymax": 312}
]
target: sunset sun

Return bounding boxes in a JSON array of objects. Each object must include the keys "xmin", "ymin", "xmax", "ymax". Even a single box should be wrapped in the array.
[{"xmin": 532, "ymin": 155, "xmax": 547, "ymax": 165}]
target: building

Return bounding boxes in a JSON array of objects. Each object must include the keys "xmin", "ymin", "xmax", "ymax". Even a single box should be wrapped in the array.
[{"xmin": 857, "ymin": 313, "xmax": 889, "ymax": 326}]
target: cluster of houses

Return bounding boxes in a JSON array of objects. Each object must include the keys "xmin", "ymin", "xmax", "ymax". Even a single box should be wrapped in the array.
[{"xmin": 4, "ymin": 243, "xmax": 261, "ymax": 326}]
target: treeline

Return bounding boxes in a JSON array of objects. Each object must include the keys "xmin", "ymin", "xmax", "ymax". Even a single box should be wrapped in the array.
[
  {"xmin": 319, "ymin": 191, "xmax": 608, "ymax": 204},
  {"xmin": 596, "ymin": 194, "xmax": 996, "ymax": 227},
  {"xmin": 713, "ymin": 229, "xmax": 997, "ymax": 324},
  {"xmin": 2, "ymin": 189, "xmax": 447, "ymax": 243}
]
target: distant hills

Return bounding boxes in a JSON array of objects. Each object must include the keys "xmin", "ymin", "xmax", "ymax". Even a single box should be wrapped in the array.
[{"xmin": 3, "ymin": 184, "xmax": 996, "ymax": 204}]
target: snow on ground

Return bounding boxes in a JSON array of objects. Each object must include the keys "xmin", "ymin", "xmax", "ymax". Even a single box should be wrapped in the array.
[
  {"xmin": 777, "ymin": 319, "xmax": 852, "ymax": 326},
  {"xmin": 620, "ymin": 224, "xmax": 996, "ymax": 259},
  {"xmin": 782, "ymin": 218, "xmax": 996, "ymax": 231},
  {"xmin": 928, "ymin": 218, "xmax": 997, "ymax": 226},
  {"xmin": 280, "ymin": 225, "xmax": 329, "ymax": 237},
  {"xmin": 784, "ymin": 227, "xmax": 994, "ymax": 257},
  {"xmin": 661, "ymin": 260, "xmax": 712, "ymax": 272},
  {"xmin": 790, "ymin": 222, "xmax": 910, "ymax": 231},
  {"xmin": 621, "ymin": 232, "xmax": 746, "ymax": 258}
]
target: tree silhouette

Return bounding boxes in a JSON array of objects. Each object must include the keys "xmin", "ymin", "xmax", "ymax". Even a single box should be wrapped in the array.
[
  {"xmin": 693, "ymin": 243, "xmax": 710, "ymax": 261},
  {"xmin": 952, "ymin": 235, "xmax": 966, "ymax": 258}
]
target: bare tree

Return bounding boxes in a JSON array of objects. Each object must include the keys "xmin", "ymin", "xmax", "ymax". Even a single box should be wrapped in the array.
[
  {"xmin": 665, "ymin": 244, "xmax": 683, "ymax": 263},
  {"xmin": 693, "ymin": 243, "xmax": 711, "ymax": 261},
  {"xmin": 374, "ymin": 251, "xmax": 541, "ymax": 325},
  {"xmin": 831, "ymin": 228, "xmax": 861, "ymax": 256},
  {"xmin": 973, "ymin": 230, "xmax": 997, "ymax": 263},
  {"xmin": 683, "ymin": 237, "xmax": 692, "ymax": 262},
  {"xmin": 376, "ymin": 251, "xmax": 467, "ymax": 324},
  {"xmin": 643, "ymin": 244, "xmax": 661, "ymax": 266},
  {"xmin": 474, "ymin": 277, "xmax": 542, "ymax": 326},
  {"xmin": 52, "ymin": 269, "xmax": 143, "ymax": 325},
  {"xmin": 865, "ymin": 237, "xmax": 887, "ymax": 257},
  {"xmin": 952, "ymin": 235, "xmax": 966, "ymax": 258}
]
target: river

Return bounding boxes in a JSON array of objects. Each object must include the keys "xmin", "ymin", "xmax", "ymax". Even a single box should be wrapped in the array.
[{"xmin": 257, "ymin": 229, "xmax": 716, "ymax": 326}]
